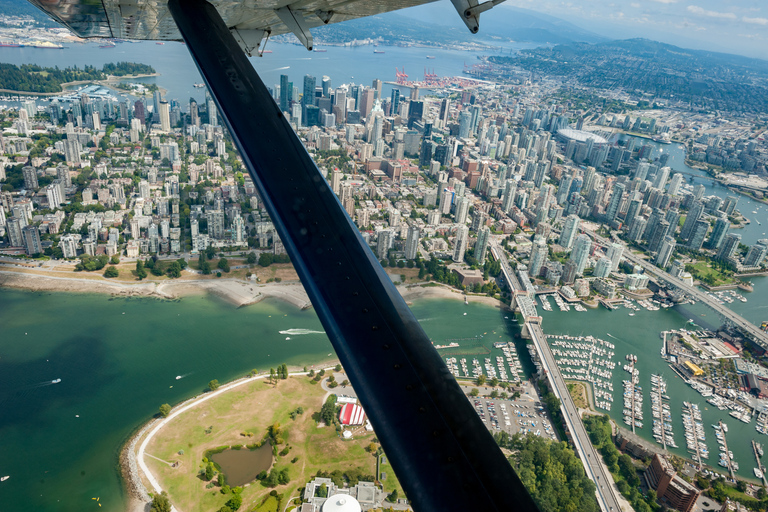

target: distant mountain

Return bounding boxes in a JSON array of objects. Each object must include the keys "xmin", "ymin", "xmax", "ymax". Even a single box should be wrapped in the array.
[
  {"xmin": 309, "ymin": 1, "xmax": 605, "ymax": 46},
  {"xmin": 489, "ymin": 38, "xmax": 768, "ymax": 112},
  {"xmin": 398, "ymin": 2, "xmax": 606, "ymax": 44}
]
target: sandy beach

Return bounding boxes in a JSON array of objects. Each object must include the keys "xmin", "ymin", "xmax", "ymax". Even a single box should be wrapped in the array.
[{"xmin": 0, "ymin": 269, "xmax": 510, "ymax": 311}]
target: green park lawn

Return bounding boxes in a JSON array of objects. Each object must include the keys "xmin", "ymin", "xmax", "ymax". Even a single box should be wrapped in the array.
[{"xmin": 144, "ymin": 376, "xmax": 385, "ymax": 512}]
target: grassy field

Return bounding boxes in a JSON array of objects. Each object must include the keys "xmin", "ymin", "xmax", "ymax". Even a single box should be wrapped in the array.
[
  {"xmin": 144, "ymin": 376, "xmax": 388, "ymax": 512},
  {"xmin": 566, "ymin": 381, "xmax": 589, "ymax": 409},
  {"xmin": 687, "ymin": 261, "xmax": 737, "ymax": 287}
]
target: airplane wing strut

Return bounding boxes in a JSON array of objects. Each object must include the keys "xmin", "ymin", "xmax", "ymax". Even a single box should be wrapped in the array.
[{"xmin": 169, "ymin": 1, "xmax": 540, "ymax": 510}]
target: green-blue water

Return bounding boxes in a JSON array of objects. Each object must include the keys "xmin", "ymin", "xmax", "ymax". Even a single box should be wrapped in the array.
[
  {"xmin": 539, "ymin": 287, "xmax": 768, "ymax": 483},
  {"xmin": 2, "ymin": 282, "xmax": 766, "ymax": 512},
  {"xmin": 0, "ymin": 289, "xmax": 332, "ymax": 512}
]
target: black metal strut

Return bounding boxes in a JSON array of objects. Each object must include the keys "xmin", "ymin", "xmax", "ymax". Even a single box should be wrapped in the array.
[{"xmin": 168, "ymin": 1, "xmax": 539, "ymax": 510}]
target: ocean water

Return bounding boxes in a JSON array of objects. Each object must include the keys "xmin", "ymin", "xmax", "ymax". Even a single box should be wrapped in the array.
[{"xmin": 0, "ymin": 289, "xmax": 331, "ymax": 512}]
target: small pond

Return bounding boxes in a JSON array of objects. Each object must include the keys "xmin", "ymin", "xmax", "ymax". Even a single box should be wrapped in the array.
[{"xmin": 210, "ymin": 443, "xmax": 273, "ymax": 487}]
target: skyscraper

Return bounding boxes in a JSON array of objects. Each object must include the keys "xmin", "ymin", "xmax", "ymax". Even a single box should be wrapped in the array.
[
  {"xmin": 705, "ymin": 213, "xmax": 730, "ymax": 250},
  {"xmin": 377, "ymin": 229, "xmax": 392, "ymax": 260},
  {"xmin": 744, "ymin": 240, "xmax": 768, "ymax": 267},
  {"xmin": 455, "ymin": 197, "xmax": 470, "ymax": 225},
  {"xmin": 648, "ymin": 220, "xmax": 670, "ymax": 253},
  {"xmin": 593, "ymin": 257, "xmax": 612, "ymax": 278},
  {"xmin": 405, "ymin": 225, "xmax": 420, "ymax": 260},
  {"xmin": 453, "ymin": 225, "xmax": 469, "ymax": 263},
  {"xmin": 655, "ymin": 236, "xmax": 676, "ymax": 268},
  {"xmin": 688, "ymin": 219, "xmax": 710, "ymax": 251},
  {"xmin": 680, "ymin": 201, "xmax": 705, "ymax": 241},
  {"xmin": 22, "ymin": 224, "xmax": 42, "ymax": 256},
  {"xmin": 570, "ymin": 234, "xmax": 592, "ymax": 275},
  {"xmin": 159, "ymin": 101, "xmax": 170, "ymax": 131},
  {"xmin": 279, "ymin": 74, "xmax": 292, "ymax": 112},
  {"xmin": 717, "ymin": 233, "xmax": 741, "ymax": 261},
  {"xmin": 529, "ymin": 238, "xmax": 548, "ymax": 277},
  {"xmin": 606, "ymin": 183, "xmax": 625, "ymax": 223},
  {"xmin": 606, "ymin": 243, "xmax": 624, "ymax": 271},
  {"xmin": 475, "ymin": 226, "xmax": 490, "ymax": 264},
  {"xmin": 558, "ymin": 214, "xmax": 580, "ymax": 249}
]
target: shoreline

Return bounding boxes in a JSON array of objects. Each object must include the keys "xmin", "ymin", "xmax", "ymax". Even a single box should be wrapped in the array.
[
  {"xmin": 0, "ymin": 269, "xmax": 510, "ymax": 310},
  {"xmin": 0, "ymin": 272, "xmax": 505, "ymax": 511},
  {"xmin": 123, "ymin": 366, "xmax": 339, "ymax": 512}
]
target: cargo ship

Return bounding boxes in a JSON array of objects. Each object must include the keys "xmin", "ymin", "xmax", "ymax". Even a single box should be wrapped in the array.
[{"xmin": 373, "ymin": 50, "xmax": 385, "ymax": 54}]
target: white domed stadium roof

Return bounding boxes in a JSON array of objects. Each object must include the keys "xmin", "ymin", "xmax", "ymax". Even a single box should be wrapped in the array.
[
  {"xmin": 322, "ymin": 494, "xmax": 362, "ymax": 512},
  {"xmin": 557, "ymin": 128, "xmax": 608, "ymax": 144}
]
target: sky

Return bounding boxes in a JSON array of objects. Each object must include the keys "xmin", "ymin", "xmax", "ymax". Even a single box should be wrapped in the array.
[{"xmin": 498, "ymin": 0, "xmax": 768, "ymax": 59}]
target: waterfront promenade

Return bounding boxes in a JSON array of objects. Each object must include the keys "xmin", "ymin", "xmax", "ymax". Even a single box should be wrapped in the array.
[{"xmin": 491, "ymin": 240, "xmax": 627, "ymax": 512}]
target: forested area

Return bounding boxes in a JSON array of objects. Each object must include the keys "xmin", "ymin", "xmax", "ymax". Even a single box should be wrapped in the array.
[
  {"xmin": 0, "ymin": 62, "xmax": 155, "ymax": 93},
  {"xmin": 495, "ymin": 432, "xmax": 599, "ymax": 512}
]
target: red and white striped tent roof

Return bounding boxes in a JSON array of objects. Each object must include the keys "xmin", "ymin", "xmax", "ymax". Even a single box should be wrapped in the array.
[{"xmin": 339, "ymin": 403, "xmax": 366, "ymax": 426}]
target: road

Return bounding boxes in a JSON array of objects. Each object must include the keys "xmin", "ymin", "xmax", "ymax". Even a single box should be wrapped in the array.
[
  {"xmin": 490, "ymin": 240, "xmax": 626, "ymax": 512},
  {"xmin": 585, "ymin": 230, "xmax": 768, "ymax": 348}
]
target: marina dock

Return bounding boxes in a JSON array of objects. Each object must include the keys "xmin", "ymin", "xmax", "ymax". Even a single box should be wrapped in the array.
[
  {"xmin": 751, "ymin": 440, "xmax": 768, "ymax": 487},
  {"xmin": 651, "ymin": 374, "xmax": 676, "ymax": 450},
  {"xmin": 682, "ymin": 402, "xmax": 706, "ymax": 469},
  {"xmin": 716, "ymin": 421, "xmax": 737, "ymax": 480},
  {"xmin": 623, "ymin": 355, "xmax": 643, "ymax": 434}
]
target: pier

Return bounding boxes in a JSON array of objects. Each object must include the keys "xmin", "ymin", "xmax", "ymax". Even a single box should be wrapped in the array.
[
  {"xmin": 651, "ymin": 374, "xmax": 675, "ymax": 450},
  {"xmin": 751, "ymin": 440, "xmax": 768, "ymax": 487},
  {"xmin": 718, "ymin": 421, "xmax": 736, "ymax": 480},
  {"xmin": 683, "ymin": 402, "xmax": 705, "ymax": 470}
]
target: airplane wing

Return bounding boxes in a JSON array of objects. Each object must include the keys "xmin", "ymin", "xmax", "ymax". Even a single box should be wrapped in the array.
[{"xmin": 27, "ymin": 0, "xmax": 500, "ymax": 54}]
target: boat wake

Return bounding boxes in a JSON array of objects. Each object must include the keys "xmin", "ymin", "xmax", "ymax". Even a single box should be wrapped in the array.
[
  {"xmin": 269, "ymin": 66, "xmax": 290, "ymax": 71},
  {"xmin": 175, "ymin": 373, "xmax": 193, "ymax": 380},
  {"xmin": 279, "ymin": 328, "xmax": 325, "ymax": 335}
]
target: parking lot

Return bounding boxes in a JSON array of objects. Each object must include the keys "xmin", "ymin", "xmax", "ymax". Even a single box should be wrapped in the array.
[{"xmin": 470, "ymin": 397, "xmax": 558, "ymax": 440}]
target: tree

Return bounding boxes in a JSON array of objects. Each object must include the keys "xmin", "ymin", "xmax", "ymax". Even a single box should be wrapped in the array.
[
  {"xmin": 159, "ymin": 403, "xmax": 171, "ymax": 417},
  {"xmin": 136, "ymin": 260, "xmax": 147, "ymax": 280},
  {"xmin": 225, "ymin": 494, "xmax": 242, "ymax": 510},
  {"xmin": 150, "ymin": 492, "xmax": 172, "ymax": 512},
  {"xmin": 110, "ymin": 255, "xmax": 120, "ymax": 265},
  {"xmin": 366, "ymin": 442, "xmax": 377, "ymax": 453},
  {"xmin": 205, "ymin": 462, "xmax": 215, "ymax": 480},
  {"xmin": 208, "ymin": 379, "xmax": 220, "ymax": 391},
  {"xmin": 259, "ymin": 252, "xmax": 274, "ymax": 267},
  {"xmin": 476, "ymin": 375, "xmax": 486, "ymax": 386},
  {"xmin": 104, "ymin": 266, "xmax": 119, "ymax": 278},
  {"xmin": 246, "ymin": 252, "xmax": 257, "ymax": 264},
  {"xmin": 218, "ymin": 258, "xmax": 230, "ymax": 273},
  {"xmin": 167, "ymin": 261, "xmax": 182, "ymax": 278},
  {"xmin": 317, "ymin": 483, "xmax": 328, "ymax": 498},
  {"xmin": 469, "ymin": 388, "xmax": 479, "ymax": 397}
]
